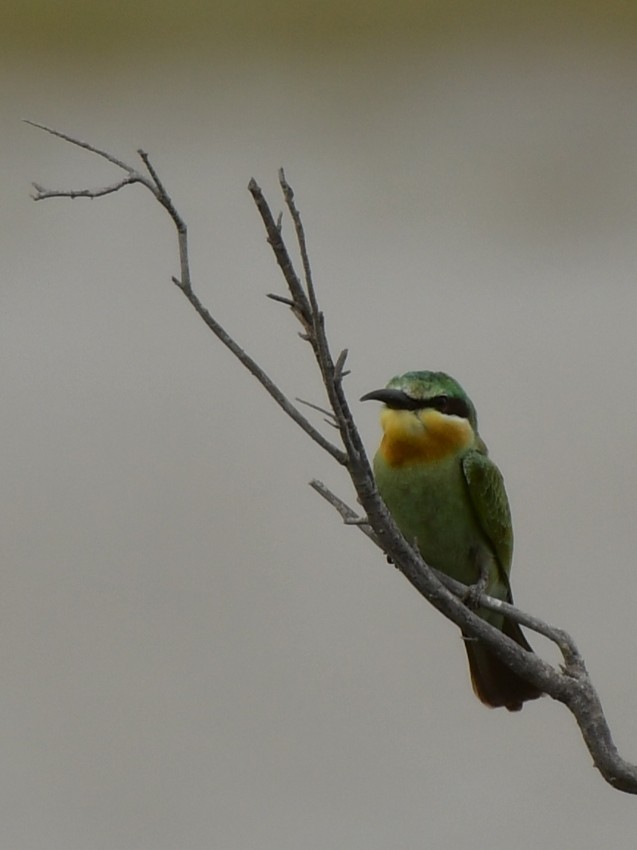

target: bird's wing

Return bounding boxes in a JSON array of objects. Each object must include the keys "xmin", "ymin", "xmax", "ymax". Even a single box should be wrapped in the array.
[{"xmin": 461, "ymin": 447, "xmax": 514, "ymax": 582}]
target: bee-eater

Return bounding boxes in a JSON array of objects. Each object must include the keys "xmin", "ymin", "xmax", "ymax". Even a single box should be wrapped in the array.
[{"xmin": 362, "ymin": 371, "xmax": 541, "ymax": 710}]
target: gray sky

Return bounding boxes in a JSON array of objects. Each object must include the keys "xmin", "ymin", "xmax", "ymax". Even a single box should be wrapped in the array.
[{"xmin": 3, "ymin": 11, "xmax": 637, "ymax": 849}]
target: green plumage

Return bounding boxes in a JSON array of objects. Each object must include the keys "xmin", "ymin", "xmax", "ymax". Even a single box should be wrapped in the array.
[{"xmin": 363, "ymin": 371, "xmax": 541, "ymax": 710}]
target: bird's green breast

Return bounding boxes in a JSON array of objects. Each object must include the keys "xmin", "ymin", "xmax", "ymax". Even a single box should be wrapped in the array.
[{"xmin": 373, "ymin": 450, "xmax": 497, "ymax": 592}]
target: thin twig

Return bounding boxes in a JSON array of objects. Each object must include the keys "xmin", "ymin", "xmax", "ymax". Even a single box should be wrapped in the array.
[
  {"xmin": 28, "ymin": 122, "xmax": 345, "ymax": 465},
  {"xmin": 296, "ymin": 397, "xmax": 338, "ymax": 422},
  {"xmin": 248, "ymin": 178, "xmax": 311, "ymax": 326},
  {"xmin": 137, "ymin": 149, "xmax": 191, "ymax": 291},
  {"xmin": 267, "ymin": 293, "xmax": 295, "ymax": 307},
  {"xmin": 279, "ymin": 168, "xmax": 316, "ymax": 313},
  {"xmin": 334, "ymin": 349, "xmax": 350, "ymax": 383},
  {"xmin": 31, "ymin": 176, "xmax": 141, "ymax": 201},
  {"xmin": 309, "ymin": 479, "xmax": 379, "ymax": 545},
  {"xmin": 25, "ymin": 120, "xmax": 139, "ymax": 175},
  {"xmin": 178, "ymin": 287, "xmax": 347, "ymax": 463},
  {"xmin": 275, "ymin": 171, "xmax": 368, "ymax": 480}
]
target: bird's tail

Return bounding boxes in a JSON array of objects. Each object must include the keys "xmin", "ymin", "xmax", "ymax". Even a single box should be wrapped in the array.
[{"xmin": 463, "ymin": 619, "xmax": 542, "ymax": 711}]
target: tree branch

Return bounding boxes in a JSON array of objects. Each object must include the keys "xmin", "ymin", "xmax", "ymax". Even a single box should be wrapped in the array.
[{"xmin": 29, "ymin": 121, "xmax": 637, "ymax": 794}]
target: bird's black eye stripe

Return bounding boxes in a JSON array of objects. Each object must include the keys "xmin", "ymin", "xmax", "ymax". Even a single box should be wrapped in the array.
[
  {"xmin": 401, "ymin": 395, "xmax": 425, "ymax": 411},
  {"xmin": 429, "ymin": 395, "xmax": 449, "ymax": 412},
  {"xmin": 427, "ymin": 395, "xmax": 470, "ymax": 419},
  {"xmin": 381, "ymin": 391, "xmax": 470, "ymax": 419}
]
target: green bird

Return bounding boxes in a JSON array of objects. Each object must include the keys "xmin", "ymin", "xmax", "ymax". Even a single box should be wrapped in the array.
[{"xmin": 361, "ymin": 371, "xmax": 541, "ymax": 710}]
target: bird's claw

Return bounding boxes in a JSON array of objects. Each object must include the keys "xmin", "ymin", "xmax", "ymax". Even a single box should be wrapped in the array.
[
  {"xmin": 464, "ymin": 550, "xmax": 490, "ymax": 608},
  {"xmin": 463, "ymin": 572, "xmax": 489, "ymax": 609},
  {"xmin": 463, "ymin": 583, "xmax": 484, "ymax": 609}
]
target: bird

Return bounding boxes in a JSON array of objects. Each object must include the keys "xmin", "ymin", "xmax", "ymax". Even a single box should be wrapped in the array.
[{"xmin": 361, "ymin": 370, "xmax": 541, "ymax": 710}]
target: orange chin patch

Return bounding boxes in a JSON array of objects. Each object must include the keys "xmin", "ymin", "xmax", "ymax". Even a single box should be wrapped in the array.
[{"xmin": 378, "ymin": 408, "xmax": 473, "ymax": 467}]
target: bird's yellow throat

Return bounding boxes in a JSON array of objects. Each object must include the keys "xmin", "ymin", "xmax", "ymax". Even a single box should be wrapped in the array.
[{"xmin": 378, "ymin": 407, "xmax": 474, "ymax": 467}]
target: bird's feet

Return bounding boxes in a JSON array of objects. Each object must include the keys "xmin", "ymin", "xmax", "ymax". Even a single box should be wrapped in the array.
[
  {"xmin": 463, "ymin": 552, "xmax": 490, "ymax": 609},
  {"xmin": 463, "ymin": 579, "xmax": 487, "ymax": 609}
]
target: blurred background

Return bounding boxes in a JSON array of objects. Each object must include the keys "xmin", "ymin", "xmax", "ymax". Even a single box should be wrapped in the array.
[{"xmin": 3, "ymin": 2, "xmax": 637, "ymax": 847}]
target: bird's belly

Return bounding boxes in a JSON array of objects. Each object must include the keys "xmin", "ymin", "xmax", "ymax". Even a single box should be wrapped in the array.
[{"xmin": 373, "ymin": 454, "xmax": 489, "ymax": 586}]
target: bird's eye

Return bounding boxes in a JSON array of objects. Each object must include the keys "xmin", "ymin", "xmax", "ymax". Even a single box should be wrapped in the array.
[{"xmin": 427, "ymin": 395, "xmax": 470, "ymax": 419}]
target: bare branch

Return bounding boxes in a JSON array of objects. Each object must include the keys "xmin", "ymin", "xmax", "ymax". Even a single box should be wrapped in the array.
[
  {"xmin": 176, "ymin": 283, "xmax": 347, "ymax": 464},
  {"xmin": 309, "ymin": 479, "xmax": 378, "ymax": 543},
  {"xmin": 248, "ymin": 178, "xmax": 311, "ymax": 327},
  {"xmin": 136, "ymin": 149, "xmax": 191, "ymax": 292},
  {"xmin": 264, "ymin": 172, "xmax": 371, "ymax": 491},
  {"xmin": 296, "ymin": 397, "xmax": 338, "ymax": 424},
  {"xmin": 334, "ymin": 349, "xmax": 350, "ymax": 383},
  {"xmin": 267, "ymin": 292, "xmax": 295, "ymax": 307},
  {"xmin": 31, "ymin": 176, "xmax": 141, "ymax": 201},
  {"xmin": 28, "ymin": 122, "xmax": 345, "ymax": 465},
  {"xmin": 25, "ymin": 120, "xmax": 139, "ymax": 175},
  {"xmin": 30, "ymin": 124, "xmax": 637, "ymax": 795},
  {"xmin": 279, "ymin": 168, "xmax": 316, "ymax": 312}
]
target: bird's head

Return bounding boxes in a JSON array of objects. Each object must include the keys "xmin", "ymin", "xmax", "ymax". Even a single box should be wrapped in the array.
[{"xmin": 361, "ymin": 371, "xmax": 479, "ymax": 464}]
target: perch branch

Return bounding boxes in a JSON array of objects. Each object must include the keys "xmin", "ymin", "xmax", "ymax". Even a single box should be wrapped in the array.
[{"xmin": 29, "ymin": 122, "xmax": 637, "ymax": 795}]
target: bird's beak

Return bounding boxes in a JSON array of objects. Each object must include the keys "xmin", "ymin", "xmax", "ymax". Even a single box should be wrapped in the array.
[{"xmin": 360, "ymin": 388, "xmax": 414, "ymax": 409}]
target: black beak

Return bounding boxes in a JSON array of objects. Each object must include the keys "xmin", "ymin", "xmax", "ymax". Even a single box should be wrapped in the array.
[{"xmin": 360, "ymin": 388, "xmax": 418, "ymax": 409}]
